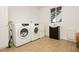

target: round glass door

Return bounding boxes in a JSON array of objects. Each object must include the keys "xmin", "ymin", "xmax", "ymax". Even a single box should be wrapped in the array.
[
  {"xmin": 34, "ymin": 27, "xmax": 38, "ymax": 34},
  {"xmin": 20, "ymin": 28, "xmax": 28, "ymax": 37}
]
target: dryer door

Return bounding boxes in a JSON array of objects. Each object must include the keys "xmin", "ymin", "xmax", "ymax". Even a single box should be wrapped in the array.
[
  {"xmin": 34, "ymin": 27, "xmax": 38, "ymax": 34},
  {"xmin": 20, "ymin": 28, "xmax": 28, "ymax": 38}
]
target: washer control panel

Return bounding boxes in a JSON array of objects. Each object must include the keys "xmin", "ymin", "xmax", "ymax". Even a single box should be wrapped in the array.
[{"xmin": 22, "ymin": 24, "xmax": 29, "ymax": 26}]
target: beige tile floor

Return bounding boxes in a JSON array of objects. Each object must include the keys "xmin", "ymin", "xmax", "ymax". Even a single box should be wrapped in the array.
[{"xmin": 0, "ymin": 37, "xmax": 79, "ymax": 52}]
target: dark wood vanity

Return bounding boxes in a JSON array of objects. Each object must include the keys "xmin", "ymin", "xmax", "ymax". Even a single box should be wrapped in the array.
[{"xmin": 49, "ymin": 26, "xmax": 60, "ymax": 40}]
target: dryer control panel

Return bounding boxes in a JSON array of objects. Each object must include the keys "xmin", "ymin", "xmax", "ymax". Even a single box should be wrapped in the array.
[{"xmin": 35, "ymin": 24, "xmax": 39, "ymax": 26}]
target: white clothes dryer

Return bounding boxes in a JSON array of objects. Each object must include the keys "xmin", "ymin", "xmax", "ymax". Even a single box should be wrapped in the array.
[
  {"xmin": 12, "ymin": 23, "xmax": 32, "ymax": 47},
  {"xmin": 32, "ymin": 23, "xmax": 40, "ymax": 41}
]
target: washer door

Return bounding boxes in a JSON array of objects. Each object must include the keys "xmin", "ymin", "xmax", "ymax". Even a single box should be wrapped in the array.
[
  {"xmin": 20, "ymin": 28, "xmax": 28, "ymax": 38},
  {"xmin": 34, "ymin": 27, "xmax": 38, "ymax": 34}
]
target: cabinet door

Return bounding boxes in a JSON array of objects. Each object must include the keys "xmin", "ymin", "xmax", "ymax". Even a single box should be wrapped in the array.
[
  {"xmin": 0, "ymin": 7, "xmax": 8, "ymax": 49},
  {"xmin": 49, "ymin": 26, "xmax": 60, "ymax": 39}
]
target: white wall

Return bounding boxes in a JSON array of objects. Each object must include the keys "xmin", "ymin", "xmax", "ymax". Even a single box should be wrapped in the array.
[
  {"xmin": 8, "ymin": 6, "xmax": 40, "ymax": 23},
  {"xmin": 0, "ymin": 6, "xmax": 8, "ymax": 49},
  {"xmin": 40, "ymin": 6, "xmax": 79, "ymax": 42},
  {"xmin": 73, "ymin": 7, "xmax": 79, "ymax": 32},
  {"xmin": 38, "ymin": 7, "xmax": 45, "ymax": 37},
  {"xmin": 61, "ymin": 6, "xmax": 77, "ymax": 42}
]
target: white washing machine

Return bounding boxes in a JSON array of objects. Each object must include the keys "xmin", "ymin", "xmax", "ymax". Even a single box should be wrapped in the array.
[
  {"xmin": 32, "ymin": 23, "xmax": 40, "ymax": 41},
  {"xmin": 12, "ymin": 23, "xmax": 32, "ymax": 47}
]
